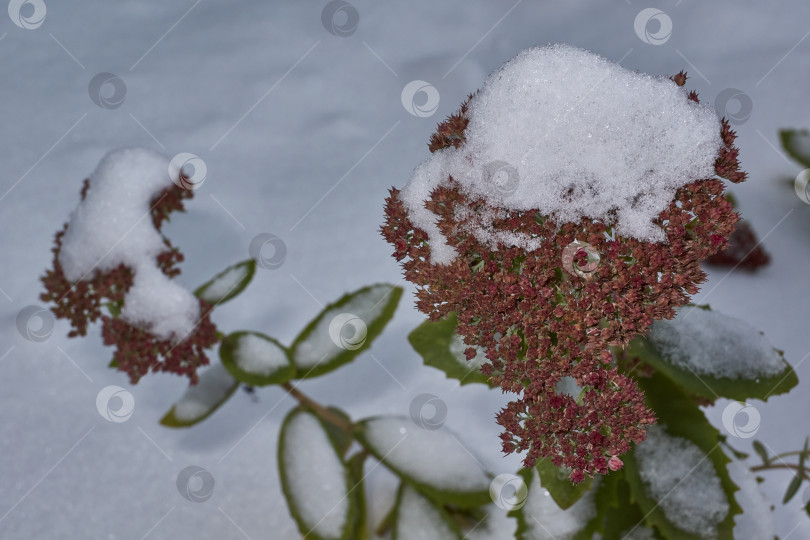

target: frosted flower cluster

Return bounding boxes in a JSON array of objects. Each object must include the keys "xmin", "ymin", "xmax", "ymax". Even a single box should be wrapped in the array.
[{"xmin": 382, "ymin": 46, "xmax": 745, "ymax": 479}]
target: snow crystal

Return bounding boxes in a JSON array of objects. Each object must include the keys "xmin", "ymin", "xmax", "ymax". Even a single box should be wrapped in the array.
[
  {"xmin": 234, "ymin": 333, "xmax": 289, "ymax": 375},
  {"xmin": 727, "ymin": 457, "xmax": 776, "ymax": 539},
  {"xmin": 399, "ymin": 44, "xmax": 722, "ymax": 264},
  {"xmin": 172, "ymin": 363, "xmax": 236, "ymax": 422},
  {"xmin": 197, "ymin": 264, "xmax": 248, "ymax": 303},
  {"xmin": 522, "ymin": 469, "xmax": 595, "ymax": 540},
  {"xmin": 293, "ymin": 284, "xmax": 393, "ymax": 368},
  {"xmin": 394, "ymin": 485, "xmax": 458, "ymax": 540},
  {"xmin": 648, "ymin": 306, "xmax": 785, "ymax": 379},
  {"xmin": 281, "ymin": 411, "xmax": 350, "ymax": 538},
  {"xmin": 362, "ymin": 416, "xmax": 490, "ymax": 493},
  {"xmin": 634, "ymin": 426, "xmax": 729, "ymax": 537},
  {"xmin": 59, "ymin": 147, "xmax": 199, "ymax": 340},
  {"xmin": 448, "ymin": 333, "xmax": 491, "ymax": 370}
]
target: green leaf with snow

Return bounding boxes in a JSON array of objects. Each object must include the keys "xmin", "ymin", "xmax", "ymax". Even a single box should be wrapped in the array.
[
  {"xmin": 631, "ymin": 306, "xmax": 797, "ymax": 401},
  {"xmin": 160, "ymin": 362, "xmax": 239, "ymax": 427},
  {"xmin": 407, "ymin": 312, "xmax": 494, "ymax": 387},
  {"xmin": 780, "ymin": 128, "xmax": 810, "ymax": 168},
  {"xmin": 354, "ymin": 415, "xmax": 491, "ymax": 507},
  {"xmin": 194, "ymin": 259, "xmax": 256, "ymax": 305},
  {"xmin": 511, "ymin": 468, "xmax": 595, "ymax": 540},
  {"xmin": 278, "ymin": 408, "xmax": 357, "ymax": 540},
  {"xmin": 219, "ymin": 331, "xmax": 294, "ymax": 386},
  {"xmin": 623, "ymin": 372, "xmax": 741, "ymax": 539},
  {"xmin": 290, "ymin": 283, "xmax": 402, "ymax": 379},
  {"xmin": 533, "ymin": 458, "xmax": 594, "ymax": 510},
  {"xmin": 391, "ymin": 484, "xmax": 462, "ymax": 540}
]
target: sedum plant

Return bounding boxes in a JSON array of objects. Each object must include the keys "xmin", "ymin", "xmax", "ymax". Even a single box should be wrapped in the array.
[{"xmin": 40, "ymin": 46, "xmax": 806, "ymax": 539}]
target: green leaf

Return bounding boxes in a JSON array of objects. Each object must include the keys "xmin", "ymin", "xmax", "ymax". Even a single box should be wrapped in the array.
[
  {"xmin": 325, "ymin": 408, "xmax": 355, "ymax": 457},
  {"xmin": 575, "ymin": 469, "xmax": 659, "ymax": 540},
  {"xmin": 752, "ymin": 440, "xmax": 770, "ymax": 465},
  {"xmin": 108, "ymin": 357, "xmax": 118, "ymax": 368},
  {"xmin": 783, "ymin": 475, "xmax": 802, "ymax": 504},
  {"xmin": 354, "ymin": 416, "xmax": 491, "ymax": 507},
  {"xmin": 631, "ymin": 306, "xmax": 798, "ymax": 401},
  {"xmin": 278, "ymin": 408, "xmax": 357, "ymax": 540},
  {"xmin": 407, "ymin": 312, "xmax": 494, "ymax": 387},
  {"xmin": 780, "ymin": 128, "xmax": 810, "ymax": 168},
  {"xmin": 105, "ymin": 301, "xmax": 122, "ymax": 317},
  {"xmin": 290, "ymin": 284, "xmax": 402, "ymax": 379},
  {"xmin": 193, "ymin": 259, "xmax": 256, "ymax": 305},
  {"xmin": 623, "ymin": 372, "xmax": 741, "ymax": 539},
  {"xmin": 391, "ymin": 484, "xmax": 462, "ymax": 540},
  {"xmin": 533, "ymin": 458, "xmax": 593, "ymax": 510},
  {"xmin": 160, "ymin": 362, "xmax": 239, "ymax": 427},
  {"xmin": 219, "ymin": 331, "xmax": 295, "ymax": 386},
  {"xmin": 511, "ymin": 468, "xmax": 595, "ymax": 540},
  {"xmin": 347, "ymin": 452, "xmax": 370, "ymax": 540}
]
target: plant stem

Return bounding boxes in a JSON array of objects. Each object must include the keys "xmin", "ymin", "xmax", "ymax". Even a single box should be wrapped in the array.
[
  {"xmin": 282, "ymin": 382, "xmax": 354, "ymax": 433},
  {"xmin": 750, "ymin": 462, "xmax": 810, "ymax": 480}
]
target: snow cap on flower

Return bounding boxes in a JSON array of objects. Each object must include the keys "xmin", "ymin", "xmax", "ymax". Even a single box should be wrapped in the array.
[
  {"xmin": 382, "ymin": 46, "xmax": 744, "ymax": 479},
  {"xmin": 41, "ymin": 149, "xmax": 218, "ymax": 383}
]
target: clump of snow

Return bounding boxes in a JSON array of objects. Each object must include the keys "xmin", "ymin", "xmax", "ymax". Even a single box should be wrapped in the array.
[
  {"xmin": 361, "ymin": 416, "xmax": 490, "ymax": 493},
  {"xmin": 234, "ymin": 333, "xmax": 289, "ymax": 376},
  {"xmin": 395, "ymin": 485, "xmax": 458, "ymax": 540},
  {"xmin": 172, "ymin": 363, "xmax": 237, "ymax": 422},
  {"xmin": 634, "ymin": 426, "xmax": 729, "ymax": 537},
  {"xmin": 448, "ymin": 333, "xmax": 491, "ymax": 370},
  {"xmin": 59, "ymin": 147, "xmax": 199, "ymax": 340},
  {"xmin": 521, "ymin": 469, "xmax": 595, "ymax": 539},
  {"xmin": 281, "ymin": 411, "xmax": 350, "ymax": 538},
  {"xmin": 399, "ymin": 44, "xmax": 722, "ymax": 264},
  {"xmin": 197, "ymin": 264, "xmax": 249, "ymax": 303},
  {"xmin": 648, "ymin": 306, "xmax": 785, "ymax": 379},
  {"xmin": 727, "ymin": 457, "xmax": 776, "ymax": 539},
  {"xmin": 294, "ymin": 284, "xmax": 393, "ymax": 368}
]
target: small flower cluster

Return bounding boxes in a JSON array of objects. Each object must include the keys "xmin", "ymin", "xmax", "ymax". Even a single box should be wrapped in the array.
[
  {"xmin": 382, "ymin": 73, "xmax": 745, "ymax": 480},
  {"xmin": 40, "ymin": 177, "xmax": 218, "ymax": 384}
]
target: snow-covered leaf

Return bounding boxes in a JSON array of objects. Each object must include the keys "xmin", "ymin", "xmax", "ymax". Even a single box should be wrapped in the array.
[
  {"xmin": 278, "ymin": 408, "xmax": 356, "ymax": 540},
  {"xmin": 511, "ymin": 468, "xmax": 596, "ymax": 540},
  {"xmin": 632, "ymin": 306, "xmax": 797, "ymax": 401},
  {"xmin": 219, "ymin": 331, "xmax": 294, "ymax": 386},
  {"xmin": 354, "ymin": 415, "xmax": 491, "ymax": 507},
  {"xmin": 392, "ymin": 484, "xmax": 462, "ymax": 540},
  {"xmin": 407, "ymin": 312, "xmax": 494, "ymax": 387},
  {"xmin": 290, "ymin": 284, "xmax": 402, "ymax": 378},
  {"xmin": 780, "ymin": 128, "xmax": 810, "ymax": 168},
  {"xmin": 194, "ymin": 259, "xmax": 256, "ymax": 305},
  {"xmin": 160, "ymin": 362, "xmax": 239, "ymax": 427},
  {"xmin": 532, "ymin": 458, "xmax": 593, "ymax": 510},
  {"xmin": 623, "ymin": 372, "xmax": 741, "ymax": 539}
]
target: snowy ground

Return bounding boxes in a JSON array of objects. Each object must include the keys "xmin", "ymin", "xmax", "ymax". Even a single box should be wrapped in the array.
[{"xmin": 1, "ymin": 1, "xmax": 809, "ymax": 538}]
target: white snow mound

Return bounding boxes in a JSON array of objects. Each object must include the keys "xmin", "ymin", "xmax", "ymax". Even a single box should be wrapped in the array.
[
  {"xmin": 58, "ymin": 147, "xmax": 199, "ymax": 341},
  {"xmin": 400, "ymin": 44, "xmax": 722, "ymax": 264}
]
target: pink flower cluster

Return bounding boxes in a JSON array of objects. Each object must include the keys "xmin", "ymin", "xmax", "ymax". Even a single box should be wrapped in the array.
[{"xmin": 382, "ymin": 73, "xmax": 745, "ymax": 480}]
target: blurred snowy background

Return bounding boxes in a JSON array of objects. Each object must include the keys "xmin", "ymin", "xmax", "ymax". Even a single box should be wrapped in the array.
[{"xmin": 1, "ymin": 0, "xmax": 808, "ymax": 538}]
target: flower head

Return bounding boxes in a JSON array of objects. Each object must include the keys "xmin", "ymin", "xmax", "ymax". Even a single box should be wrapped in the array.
[
  {"xmin": 41, "ymin": 173, "xmax": 218, "ymax": 384},
  {"xmin": 382, "ymin": 53, "xmax": 745, "ymax": 480}
]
